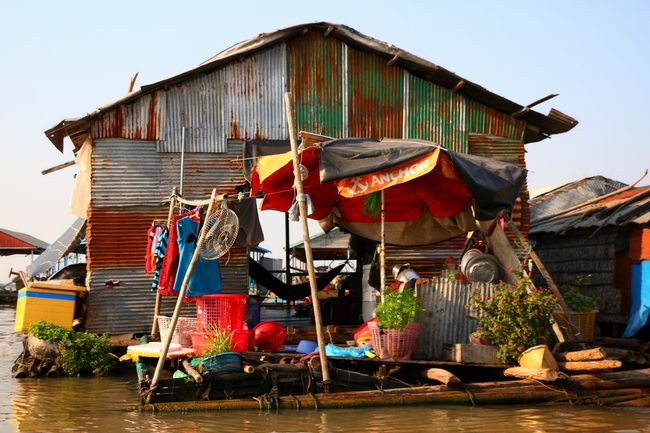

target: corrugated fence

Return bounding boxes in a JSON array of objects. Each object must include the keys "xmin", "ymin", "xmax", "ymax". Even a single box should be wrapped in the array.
[{"xmin": 414, "ymin": 278, "xmax": 497, "ymax": 359}]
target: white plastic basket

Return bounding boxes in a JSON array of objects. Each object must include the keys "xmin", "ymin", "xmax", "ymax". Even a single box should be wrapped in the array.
[{"xmin": 157, "ymin": 315, "xmax": 197, "ymax": 347}]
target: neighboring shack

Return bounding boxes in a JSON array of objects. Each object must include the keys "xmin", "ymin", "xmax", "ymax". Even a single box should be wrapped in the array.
[
  {"xmin": 530, "ymin": 176, "xmax": 650, "ymax": 335},
  {"xmin": 44, "ymin": 22, "xmax": 576, "ymax": 334}
]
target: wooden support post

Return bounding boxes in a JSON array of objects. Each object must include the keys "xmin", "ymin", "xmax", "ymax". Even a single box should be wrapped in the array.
[
  {"xmin": 149, "ymin": 189, "xmax": 218, "ymax": 392},
  {"xmin": 284, "ymin": 92, "xmax": 331, "ymax": 389},
  {"xmin": 151, "ymin": 187, "xmax": 178, "ymax": 337},
  {"xmin": 380, "ymin": 189, "xmax": 386, "ymax": 302},
  {"xmin": 506, "ymin": 220, "xmax": 578, "ymax": 339}
]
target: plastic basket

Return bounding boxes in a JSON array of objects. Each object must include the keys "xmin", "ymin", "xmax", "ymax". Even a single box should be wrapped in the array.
[
  {"xmin": 368, "ymin": 321, "xmax": 420, "ymax": 360},
  {"xmin": 157, "ymin": 315, "xmax": 197, "ymax": 347},
  {"xmin": 201, "ymin": 352, "xmax": 242, "ymax": 374},
  {"xmin": 190, "ymin": 330, "xmax": 209, "ymax": 356},
  {"xmin": 571, "ymin": 310, "xmax": 598, "ymax": 340},
  {"xmin": 196, "ymin": 294, "xmax": 247, "ymax": 332}
]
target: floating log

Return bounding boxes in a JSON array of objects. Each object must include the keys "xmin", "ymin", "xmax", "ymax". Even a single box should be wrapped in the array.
[
  {"xmin": 597, "ymin": 337, "xmax": 650, "ymax": 353},
  {"xmin": 559, "ymin": 360, "xmax": 623, "ymax": 371},
  {"xmin": 421, "ymin": 368, "xmax": 461, "ymax": 385},
  {"xmin": 556, "ymin": 347, "xmax": 607, "ymax": 362},
  {"xmin": 602, "ymin": 346, "xmax": 634, "ymax": 359},
  {"xmin": 612, "ymin": 396, "xmax": 650, "ymax": 407},
  {"xmin": 142, "ymin": 378, "xmax": 650, "ymax": 412},
  {"xmin": 182, "ymin": 359, "xmax": 203, "ymax": 384},
  {"xmin": 503, "ymin": 367, "xmax": 565, "ymax": 382}
]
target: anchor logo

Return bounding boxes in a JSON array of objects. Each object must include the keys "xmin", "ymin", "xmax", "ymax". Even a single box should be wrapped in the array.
[{"xmin": 347, "ymin": 176, "xmax": 369, "ymax": 196}]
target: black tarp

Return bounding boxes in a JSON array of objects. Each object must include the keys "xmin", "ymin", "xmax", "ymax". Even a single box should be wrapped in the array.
[{"xmin": 318, "ymin": 138, "xmax": 526, "ymax": 221}]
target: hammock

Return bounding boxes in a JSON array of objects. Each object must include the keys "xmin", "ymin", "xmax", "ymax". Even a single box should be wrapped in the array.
[{"xmin": 248, "ymin": 257, "xmax": 345, "ymax": 301}]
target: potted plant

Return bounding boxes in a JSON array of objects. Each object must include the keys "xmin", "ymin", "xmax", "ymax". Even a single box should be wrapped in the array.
[
  {"xmin": 368, "ymin": 288, "xmax": 421, "ymax": 360},
  {"xmin": 192, "ymin": 325, "xmax": 242, "ymax": 375},
  {"xmin": 562, "ymin": 275, "xmax": 598, "ymax": 340},
  {"xmin": 467, "ymin": 272, "xmax": 559, "ymax": 364}
]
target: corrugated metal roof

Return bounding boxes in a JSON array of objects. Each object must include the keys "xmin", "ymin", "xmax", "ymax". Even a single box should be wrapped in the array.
[
  {"xmin": 530, "ymin": 176, "xmax": 627, "ymax": 223},
  {"xmin": 530, "ymin": 178, "xmax": 650, "ymax": 234},
  {"xmin": 26, "ymin": 218, "xmax": 86, "ymax": 278},
  {"xmin": 0, "ymin": 228, "xmax": 49, "ymax": 254},
  {"xmin": 45, "ymin": 22, "xmax": 577, "ymax": 151}
]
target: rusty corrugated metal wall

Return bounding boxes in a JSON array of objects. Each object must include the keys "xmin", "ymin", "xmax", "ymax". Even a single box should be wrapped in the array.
[
  {"xmin": 287, "ymin": 32, "xmax": 344, "ymax": 137},
  {"xmin": 91, "ymin": 91, "xmax": 166, "ymax": 142},
  {"xmin": 347, "ymin": 46, "xmax": 404, "ymax": 138},
  {"xmin": 414, "ymin": 278, "xmax": 497, "ymax": 359},
  {"xmin": 87, "ymin": 138, "xmax": 247, "ymax": 333}
]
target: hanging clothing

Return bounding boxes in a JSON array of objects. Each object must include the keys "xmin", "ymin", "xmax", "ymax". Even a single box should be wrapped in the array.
[
  {"xmin": 151, "ymin": 228, "xmax": 169, "ymax": 291},
  {"xmin": 144, "ymin": 225, "xmax": 156, "ymax": 274},
  {"xmin": 158, "ymin": 212, "xmax": 192, "ymax": 296},
  {"xmin": 229, "ymin": 198, "xmax": 264, "ymax": 248},
  {"xmin": 173, "ymin": 215, "xmax": 222, "ymax": 302}
]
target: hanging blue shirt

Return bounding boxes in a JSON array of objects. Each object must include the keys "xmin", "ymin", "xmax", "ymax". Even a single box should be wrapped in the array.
[{"xmin": 173, "ymin": 216, "xmax": 222, "ymax": 299}]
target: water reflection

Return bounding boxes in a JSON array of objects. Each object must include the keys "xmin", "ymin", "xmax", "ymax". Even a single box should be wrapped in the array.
[{"xmin": 4, "ymin": 305, "xmax": 650, "ymax": 432}]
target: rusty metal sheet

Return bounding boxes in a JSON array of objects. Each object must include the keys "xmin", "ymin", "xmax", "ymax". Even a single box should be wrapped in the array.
[
  {"xmin": 87, "ymin": 208, "xmax": 166, "ymax": 269},
  {"xmin": 158, "ymin": 141, "xmax": 245, "ymax": 200},
  {"xmin": 466, "ymin": 99, "xmax": 526, "ymax": 142},
  {"xmin": 407, "ymin": 73, "xmax": 466, "ymax": 152},
  {"xmin": 92, "ymin": 139, "xmax": 163, "ymax": 208},
  {"xmin": 347, "ymin": 46, "xmax": 403, "ymax": 138},
  {"xmin": 90, "ymin": 91, "xmax": 165, "ymax": 141},
  {"xmin": 224, "ymin": 43, "xmax": 287, "ymax": 141},
  {"xmin": 468, "ymin": 133, "xmax": 529, "ymax": 237},
  {"xmin": 159, "ymin": 70, "xmax": 226, "ymax": 153},
  {"xmin": 287, "ymin": 31, "xmax": 344, "ymax": 137},
  {"xmin": 86, "ymin": 267, "xmax": 195, "ymax": 334},
  {"xmin": 414, "ymin": 278, "xmax": 497, "ymax": 359}
]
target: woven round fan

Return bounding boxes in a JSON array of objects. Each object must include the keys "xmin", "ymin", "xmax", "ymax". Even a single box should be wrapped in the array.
[{"xmin": 200, "ymin": 207, "xmax": 239, "ymax": 260}]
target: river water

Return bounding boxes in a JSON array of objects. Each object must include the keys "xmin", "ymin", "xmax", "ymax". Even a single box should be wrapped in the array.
[{"xmin": 3, "ymin": 305, "xmax": 650, "ymax": 432}]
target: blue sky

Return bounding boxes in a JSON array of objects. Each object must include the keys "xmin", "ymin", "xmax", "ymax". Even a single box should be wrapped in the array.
[{"xmin": 1, "ymin": 1, "xmax": 649, "ymax": 281}]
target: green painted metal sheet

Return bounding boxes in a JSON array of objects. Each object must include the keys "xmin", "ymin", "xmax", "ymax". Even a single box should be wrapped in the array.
[
  {"xmin": 348, "ymin": 46, "xmax": 403, "ymax": 138},
  {"xmin": 287, "ymin": 32, "xmax": 344, "ymax": 137}
]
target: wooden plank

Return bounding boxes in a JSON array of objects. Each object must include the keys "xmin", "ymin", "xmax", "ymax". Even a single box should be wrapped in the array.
[
  {"xmin": 446, "ymin": 344, "xmax": 505, "ymax": 365},
  {"xmin": 560, "ymin": 360, "xmax": 623, "ymax": 371},
  {"xmin": 556, "ymin": 347, "xmax": 607, "ymax": 362}
]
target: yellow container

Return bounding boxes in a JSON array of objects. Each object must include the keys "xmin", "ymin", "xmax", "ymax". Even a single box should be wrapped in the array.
[
  {"xmin": 518, "ymin": 344, "xmax": 559, "ymax": 371},
  {"xmin": 14, "ymin": 282, "xmax": 84, "ymax": 332}
]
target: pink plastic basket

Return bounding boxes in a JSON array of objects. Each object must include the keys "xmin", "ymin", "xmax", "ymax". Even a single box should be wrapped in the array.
[
  {"xmin": 368, "ymin": 321, "xmax": 420, "ymax": 360},
  {"xmin": 196, "ymin": 294, "xmax": 247, "ymax": 332}
]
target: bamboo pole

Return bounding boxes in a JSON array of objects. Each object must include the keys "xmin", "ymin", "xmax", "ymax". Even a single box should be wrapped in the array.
[
  {"xmin": 151, "ymin": 187, "xmax": 178, "ymax": 337},
  {"xmin": 283, "ymin": 92, "xmax": 331, "ymax": 389},
  {"xmin": 380, "ymin": 189, "xmax": 386, "ymax": 302},
  {"xmin": 149, "ymin": 189, "xmax": 218, "ymax": 392}
]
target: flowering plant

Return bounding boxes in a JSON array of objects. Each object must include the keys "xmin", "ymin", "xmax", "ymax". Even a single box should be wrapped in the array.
[{"xmin": 466, "ymin": 271, "xmax": 558, "ymax": 363}]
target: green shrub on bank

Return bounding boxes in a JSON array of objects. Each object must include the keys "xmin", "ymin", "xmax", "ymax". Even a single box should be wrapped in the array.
[{"xmin": 27, "ymin": 321, "xmax": 114, "ymax": 376}]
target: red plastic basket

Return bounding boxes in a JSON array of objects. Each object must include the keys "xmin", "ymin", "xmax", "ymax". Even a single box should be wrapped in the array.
[
  {"xmin": 196, "ymin": 294, "xmax": 247, "ymax": 332},
  {"xmin": 368, "ymin": 321, "xmax": 420, "ymax": 360}
]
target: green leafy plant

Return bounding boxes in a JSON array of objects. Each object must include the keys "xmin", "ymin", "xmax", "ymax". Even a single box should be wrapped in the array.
[
  {"xmin": 375, "ymin": 288, "xmax": 421, "ymax": 331},
  {"xmin": 200, "ymin": 325, "xmax": 234, "ymax": 357},
  {"xmin": 27, "ymin": 321, "xmax": 114, "ymax": 376},
  {"xmin": 561, "ymin": 275, "xmax": 598, "ymax": 312},
  {"xmin": 466, "ymin": 272, "xmax": 559, "ymax": 364}
]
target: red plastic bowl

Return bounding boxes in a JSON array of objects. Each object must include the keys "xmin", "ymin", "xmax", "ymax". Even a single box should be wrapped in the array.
[{"xmin": 253, "ymin": 321, "xmax": 286, "ymax": 351}]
